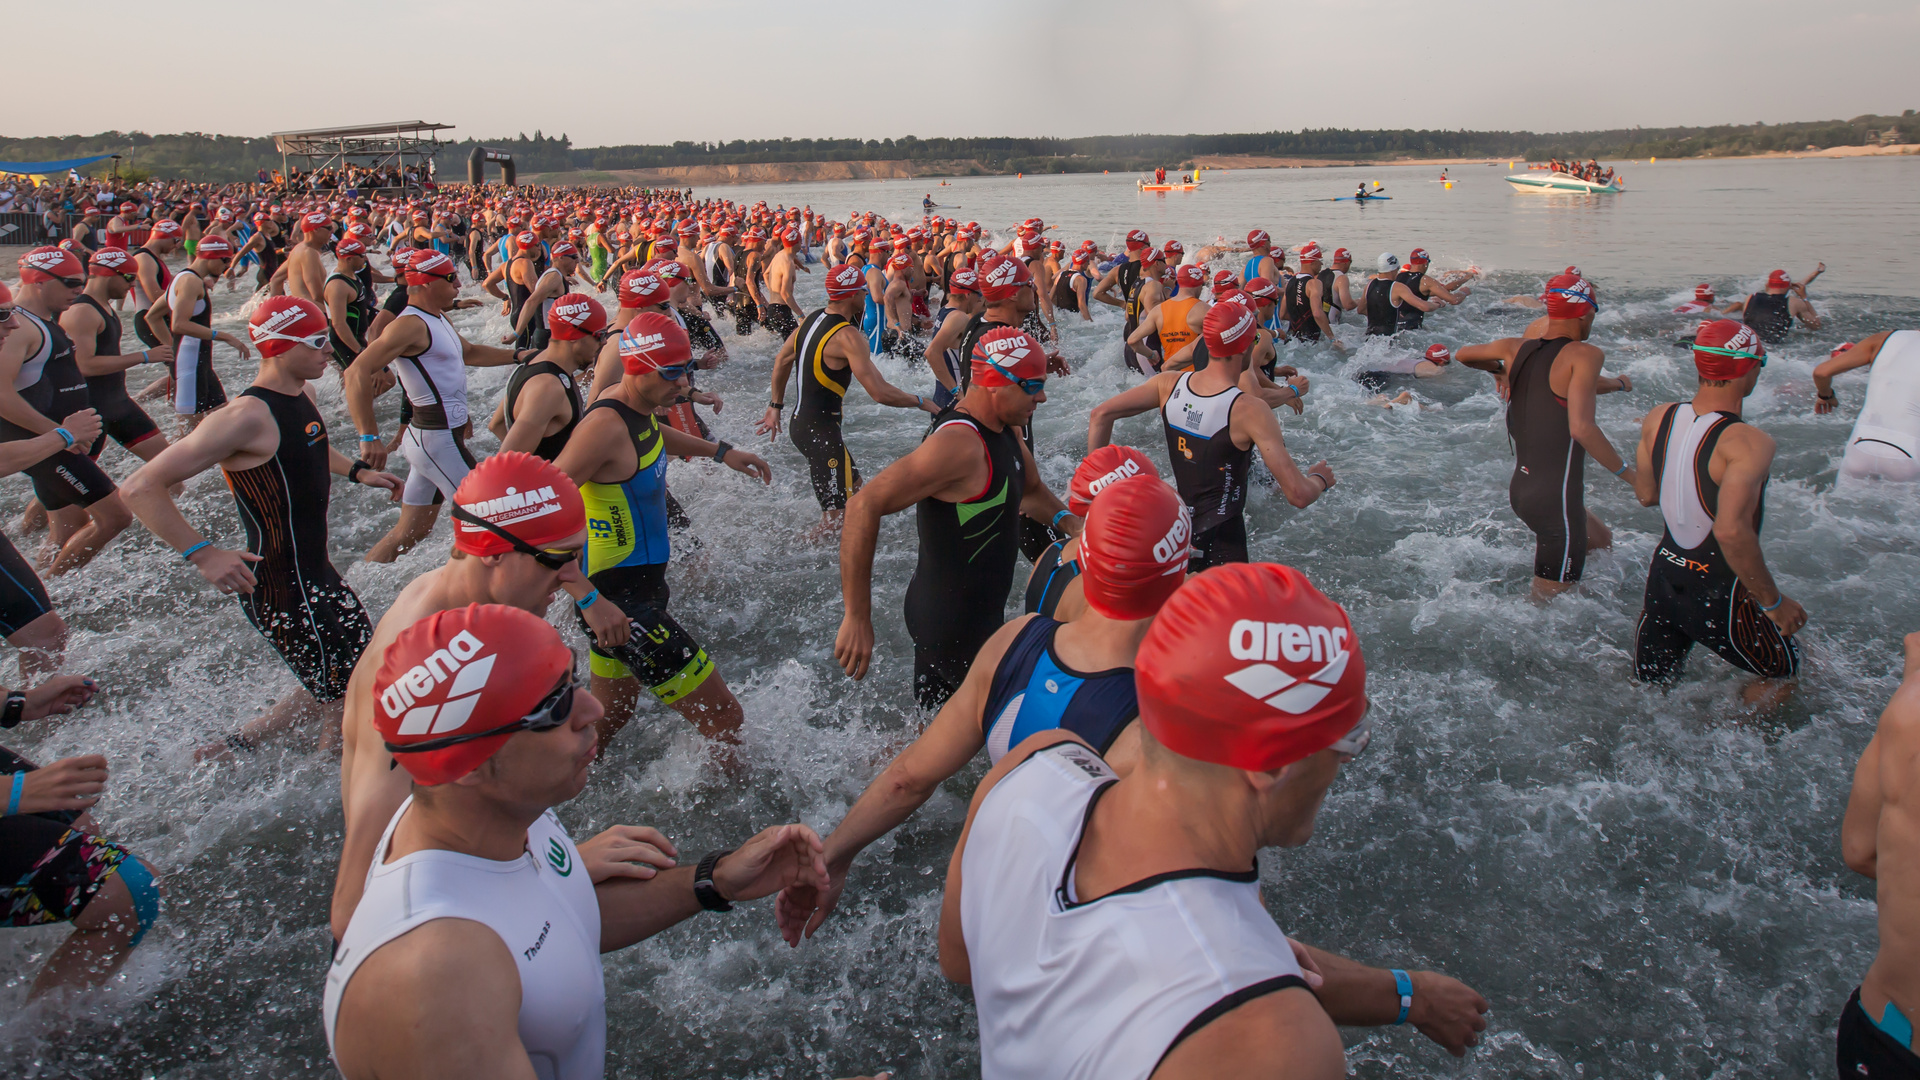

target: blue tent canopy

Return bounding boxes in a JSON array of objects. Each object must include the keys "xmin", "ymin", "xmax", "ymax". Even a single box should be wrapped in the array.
[{"xmin": 0, "ymin": 153, "xmax": 116, "ymax": 175}]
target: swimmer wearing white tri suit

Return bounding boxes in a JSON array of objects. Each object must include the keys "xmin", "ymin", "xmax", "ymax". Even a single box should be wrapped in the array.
[
  {"xmin": 343, "ymin": 250, "xmax": 532, "ymax": 563},
  {"xmin": 1814, "ymin": 330, "xmax": 1920, "ymax": 481}
]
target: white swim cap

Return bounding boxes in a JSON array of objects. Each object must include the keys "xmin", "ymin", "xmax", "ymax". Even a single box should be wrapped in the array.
[{"xmin": 1377, "ymin": 253, "xmax": 1400, "ymax": 273}]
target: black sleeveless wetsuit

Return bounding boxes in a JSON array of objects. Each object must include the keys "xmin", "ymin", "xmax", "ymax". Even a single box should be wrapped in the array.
[
  {"xmin": 1284, "ymin": 273, "xmax": 1322, "ymax": 342},
  {"xmin": 1394, "ymin": 269, "xmax": 1428, "ymax": 331},
  {"xmin": 904, "ymin": 406, "xmax": 1026, "ymax": 709},
  {"xmin": 1741, "ymin": 292, "xmax": 1793, "ymax": 344},
  {"xmin": 502, "ymin": 361, "xmax": 582, "ymax": 463},
  {"xmin": 1364, "ymin": 277, "xmax": 1398, "ymax": 336},
  {"xmin": 223, "ymin": 387, "xmax": 372, "ymax": 702},
  {"xmin": 72, "ymin": 294, "xmax": 161, "ymax": 456},
  {"xmin": 1162, "ymin": 372, "xmax": 1251, "ymax": 571},
  {"xmin": 326, "ymin": 272, "xmax": 376, "ymax": 370},
  {"xmin": 3, "ymin": 310, "xmax": 113, "ymax": 510},
  {"xmin": 1505, "ymin": 338, "xmax": 1587, "ymax": 583},
  {"xmin": 787, "ymin": 310, "xmax": 860, "ymax": 512}
]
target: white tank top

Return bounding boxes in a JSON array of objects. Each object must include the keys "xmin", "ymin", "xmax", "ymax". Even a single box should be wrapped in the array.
[
  {"xmin": 961, "ymin": 742, "xmax": 1307, "ymax": 1080},
  {"xmin": 11, "ymin": 309, "xmax": 55, "ymax": 391},
  {"xmin": 394, "ymin": 305, "xmax": 470, "ymax": 428},
  {"xmin": 1656, "ymin": 403, "xmax": 1737, "ymax": 550},
  {"xmin": 169, "ymin": 269, "xmax": 210, "ymax": 366},
  {"xmin": 323, "ymin": 798, "xmax": 605, "ymax": 1080},
  {"xmin": 1843, "ymin": 329, "xmax": 1920, "ymax": 481}
]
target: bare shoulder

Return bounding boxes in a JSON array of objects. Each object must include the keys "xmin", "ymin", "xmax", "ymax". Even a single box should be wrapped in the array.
[
  {"xmin": 1151, "ymin": 984, "xmax": 1343, "ymax": 1080},
  {"xmin": 333, "ymin": 918, "xmax": 522, "ymax": 1077}
]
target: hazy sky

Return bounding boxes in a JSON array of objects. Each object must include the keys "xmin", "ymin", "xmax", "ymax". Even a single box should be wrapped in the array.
[{"xmin": 9, "ymin": 0, "xmax": 1916, "ymax": 147}]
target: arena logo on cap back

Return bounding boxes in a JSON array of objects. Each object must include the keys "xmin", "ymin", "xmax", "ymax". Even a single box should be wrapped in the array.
[
  {"xmin": 381, "ymin": 630, "xmax": 493, "ymax": 734},
  {"xmin": 1224, "ymin": 620, "xmax": 1353, "ymax": 715}
]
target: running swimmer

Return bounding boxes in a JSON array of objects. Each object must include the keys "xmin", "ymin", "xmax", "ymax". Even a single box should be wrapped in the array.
[
  {"xmin": 757, "ymin": 264, "xmax": 936, "ymax": 539},
  {"xmin": 761, "ymin": 227, "xmax": 806, "ymax": 341},
  {"xmin": 330, "ymin": 452, "xmax": 595, "ymax": 938},
  {"xmin": 510, "ymin": 241, "xmax": 582, "ymax": 352},
  {"xmin": 1457, "ymin": 274, "xmax": 1636, "ymax": 602},
  {"xmin": 1816, "ymin": 331, "xmax": 1920, "ymax": 481},
  {"xmin": 167, "ymin": 233, "xmax": 250, "ymax": 430},
  {"xmin": 1126, "ymin": 264, "xmax": 1209, "ymax": 372},
  {"xmin": 939, "ymin": 563, "xmax": 1488, "ymax": 1077},
  {"xmin": 775, "ymin": 474, "xmax": 1189, "ymax": 944},
  {"xmin": 835, "ymin": 327, "xmax": 1077, "ymax": 709},
  {"xmin": 0, "ymin": 248, "xmax": 135, "ymax": 575},
  {"xmin": 922, "ymin": 266, "xmax": 982, "ymax": 409},
  {"xmin": 130, "ymin": 219, "xmax": 181, "ymax": 350},
  {"xmin": 1023, "ymin": 446, "xmax": 1161, "ymax": 622},
  {"xmin": 61, "ymin": 248, "xmax": 171, "ymax": 469},
  {"xmin": 285, "ymin": 212, "xmax": 333, "ymax": 302},
  {"xmin": 488, "ymin": 294, "xmax": 605, "ymax": 460},
  {"xmin": 343, "ymin": 251, "xmax": 529, "ymax": 563},
  {"xmin": 122, "ymin": 297, "xmax": 403, "ymax": 759},
  {"xmin": 326, "ymin": 602, "xmax": 847, "ymax": 1080},
  {"xmin": 1839, "ymin": 632, "xmax": 1920, "ymax": 1079},
  {"xmin": 1727, "ymin": 265, "xmax": 1824, "ymax": 343},
  {"xmin": 1393, "ymin": 248, "xmax": 1473, "ymax": 331},
  {"xmin": 554, "ymin": 313, "xmax": 771, "ymax": 751},
  {"xmin": 1282, "ymin": 242, "xmax": 1344, "ymax": 350},
  {"xmin": 1628, "ymin": 319, "xmax": 1802, "ymax": 699},
  {"xmin": 1088, "ymin": 299, "xmax": 1330, "ymax": 571},
  {"xmin": 1363, "ymin": 253, "xmax": 1440, "ymax": 337}
]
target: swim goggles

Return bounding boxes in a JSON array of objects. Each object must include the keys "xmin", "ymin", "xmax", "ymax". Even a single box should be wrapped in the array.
[
  {"xmin": 252, "ymin": 328, "xmax": 331, "ymax": 352},
  {"xmin": 1542, "ymin": 287, "xmax": 1600, "ymax": 313},
  {"xmin": 0, "ymin": 305, "xmax": 13, "ymax": 323},
  {"xmin": 384, "ymin": 668, "xmax": 580, "ymax": 756},
  {"xmin": 448, "ymin": 504, "xmax": 581, "ymax": 570},
  {"xmin": 981, "ymin": 357, "xmax": 1045, "ymax": 395},
  {"xmin": 650, "ymin": 362, "xmax": 693, "ymax": 382},
  {"xmin": 1329, "ymin": 701, "xmax": 1373, "ymax": 761},
  {"xmin": 1692, "ymin": 343, "xmax": 1767, "ymax": 367}
]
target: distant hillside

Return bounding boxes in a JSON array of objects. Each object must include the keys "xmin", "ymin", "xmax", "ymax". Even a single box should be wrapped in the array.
[{"xmin": 6, "ymin": 113, "xmax": 1913, "ymax": 183}]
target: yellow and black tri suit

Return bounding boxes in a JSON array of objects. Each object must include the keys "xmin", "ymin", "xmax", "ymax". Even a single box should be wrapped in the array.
[
  {"xmin": 576, "ymin": 398, "xmax": 715, "ymax": 702},
  {"xmin": 787, "ymin": 309, "xmax": 861, "ymax": 512}
]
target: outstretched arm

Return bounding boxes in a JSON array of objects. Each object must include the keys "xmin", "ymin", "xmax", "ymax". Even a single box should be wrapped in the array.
[
  {"xmin": 1812, "ymin": 330, "xmax": 1890, "ymax": 412},
  {"xmin": 1087, "ymin": 378, "xmax": 1167, "ymax": 450}
]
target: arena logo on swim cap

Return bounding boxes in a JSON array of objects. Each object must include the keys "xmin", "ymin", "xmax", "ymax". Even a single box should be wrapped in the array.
[
  {"xmin": 979, "ymin": 333, "xmax": 1032, "ymax": 363},
  {"xmin": 1087, "ymin": 458, "xmax": 1143, "ymax": 499},
  {"xmin": 380, "ymin": 630, "xmax": 492, "ymax": 732},
  {"xmin": 1151, "ymin": 512, "xmax": 1193, "ymax": 566},
  {"xmin": 457, "ymin": 484, "xmax": 566, "ymax": 533},
  {"xmin": 1224, "ymin": 619, "xmax": 1352, "ymax": 714},
  {"xmin": 22, "ymin": 249, "xmax": 69, "ymax": 273},
  {"xmin": 552, "ymin": 299, "xmax": 597, "ymax": 326}
]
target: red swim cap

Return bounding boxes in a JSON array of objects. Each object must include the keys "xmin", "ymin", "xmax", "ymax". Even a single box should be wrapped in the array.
[
  {"xmin": 248, "ymin": 296, "xmax": 329, "ymax": 357},
  {"xmin": 301, "ymin": 212, "xmax": 331, "ymax": 233},
  {"xmin": 618, "ymin": 311, "xmax": 693, "ymax": 374},
  {"xmin": 334, "ymin": 236, "xmax": 366, "ymax": 257},
  {"xmin": 1175, "ymin": 264, "xmax": 1205, "ymax": 289},
  {"xmin": 1831, "ymin": 341, "xmax": 1855, "ymax": 359},
  {"xmin": 1766, "ymin": 269, "xmax": 1791, "ymax": 290},
  {"xmin": 516, "ymin": 231, "xmax": 541, "ymax": 252},
  {"xmin": 1068, "ymin": 444, "xmax": 1161, "ymax": 517},
  {"xmin": 373, "ymin": 604, "xmax": 575, "ymax": 786},
  {"xmin": 1541, "ymin": 273, "xmax": 1598, "ymax": 318},
  {"xmin": 405, "ymin": 250, "xmax": 458, "ymax": 285},
  {"xmin": 19, "ymin": 246, "xmax": 83, "ymax": 283},
  {"xmin": 781, "ymin": 227, "xmax": 800, "ymax": 246},
  {"xmin": 676, "ymin": 220, "xmax": 698, "ymax": 237},
  {"xmin": 948, "ymin": 267, "xmax": 980, "ymax": 295},
  {"xmin": 970, "ymin": 326, "xmax": 1046, "ymax": 388},
  {"xmin": 1126, "ymin": 229, "xmax": 1150, "ymax": 251},
  {"xmin": 1243, "ymin": 276, "xmax": 1279, "ymax": 304},
  {"xmin": 650, "ymin": 258, "xmax": 690, "ymax": 283},
  {"xmin": 1247, "ymin": 229, "xmax": 1271, "ymax": 249},
  {"xmin": 547, "ymin": 293, "xmax": 608, "ymax": 340},
  {"xmin": 149, "ymin": 219, "xmax": 183, "ymax": 238},
  {"xmin": 195, "ymin": 234, "xmax": 235, "ymax": 261},
  {"xmin": 1203, "ymin": 297, "xmax": 1259, "ymax": 357},
  {"xmin": 618, "ymin": 268, "xmax": 668, "ymax": 309},
  {"xmin": 824, "ymin": 263, "xmax": 866, "ymax": 300},
  {"xmin": 1079, "ymin": 474, "xmax": 1191, "ymax": 621},
  {"xmin": 550, "ymin": 242, "xmax": 578, "ymax": 259},
  {"xmin": 1424, "ymin": 343, "xmax": 1451, "ymax": 365},
  {"xmin": 1297, "ymin": 241, "xmax": 1323, "ymax": 263},
  {"xmin": 451, "ymin": 451, "xmax": 587, "ymax": 558},
  {"xmin": 1136, "ymin": 563, "xmax": 1368, "ymax": 772},
  {"xmin": 1693, "ymin": 283, "xmax": 1714, "ymax": 300},
  {"xmin": 1140, "ymin": 247, "xmax": 1165, "ymax": 267},
  {"xmin": 1409, "ymin": 248, "xmax": 1431, "ymax": 265},
  {"xmin": 1331, "ymin": 248, "xmax": 1352, "ymax": 266},
  {"xmin": 978, "ymin": 254, "xmax": 1032, "ymax": 302},
  {"xmin": 1692, "ymin": 319, "xmax": 1766, "ymax": 380},
  {"xmin": 88, "ymin": 247, "xmax": 133, "ymax": 276},
  {"xmin": 652, "ymin": 235, "xmax": 680, "ymax": 255}
]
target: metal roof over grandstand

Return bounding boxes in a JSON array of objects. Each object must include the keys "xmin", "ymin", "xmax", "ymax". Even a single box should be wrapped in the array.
[{"xmin": 270, "ymin": 121, "xmax": 455, "ymax": 174}]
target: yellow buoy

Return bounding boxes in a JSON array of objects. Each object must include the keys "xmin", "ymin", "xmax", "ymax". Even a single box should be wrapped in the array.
[
  {"xmin": 1444, "ymin": 181, "xmax": 1453, "ymax": 189},
  {"xmin": 1507, "ymin": 161, "xmax": 1514, "ymax": 170}
]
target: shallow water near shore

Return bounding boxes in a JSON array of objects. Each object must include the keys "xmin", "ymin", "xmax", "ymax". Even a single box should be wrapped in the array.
[{"xmin": 1, "ymin": 156, "xmax": 1918, "ymax": 1078}]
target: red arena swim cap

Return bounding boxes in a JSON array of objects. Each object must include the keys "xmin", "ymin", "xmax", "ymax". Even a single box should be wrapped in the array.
[
  {"xmin": 516, "ymin": 231, "xmax": 541, "ymax": 251},
  {"xmin": 948, "ymin": 267, "xmax": 980, "ymax": 294},
  {"xmin": 1424, "ymin": 343, "xmax": 1451, "ymax": 365},
  {"xmin": 1766, "ymin": 269, "xmax": 1791, "ymax": 290},
  {"xmin": 88, "ymin": 247, "xmax": 133, "ymax": 276},
  {"xmin": 195, "ymin": 234, "xmax": 235, "ymax": 261},
  {"xmin": 1175, "ymin": 264, "xmax": 1205, "ymax": 289},
  {"xmin": 1409, "ymin": 248, "xmax": 1432, "ymax": 265},
  {"xmin": 550, "ymin": 242, "xmax": 578, "ymax": 259},
  {"xmin": 1243, "ymin": 276, "xmax": 1279, "ymax": 304},
  {"xmin": 451, "ymin": 451, "xmax": 586, "ymax": 558},
  {"xmin": 1079, "ymin": 474, "xmax": 1191, "ymax": 621},
  {"xmin": 547, "ymin": 293, "xmax": 608, "ymax": 340},
  {"xmin": 334, "ymin": 236, "xmax": 366, "ymax": 257},
  {"xmin": 970, "ymin": 326, "xmax": 1046, "ymax": 388},
  {"xmin": 1126, "ymin": 229, "xmax": 1150, "ymax": 250},
  {"xmin": 405, "ymin": 250, "xmax": 458, "ymax": 285},
  {"xmin": 978, "ymin": 254, "xmax": 1033, "ymax": 302},
  {"xmin": 1135, "ymin": 562, "xmax": 1368, "ymax": 772},
  {"xmin": 1140, "ymin": 247, "xmax": 1165, "ymax": 267},
  {"xmin": 301, "ymin": 212, "xmax": 331, "ymax": 233},
  {"xmin": 1692, "ymin": 319, "xmax": 1766, "ymax": 380},
  {"xmin": 1068, "ymin": 444, "xmax": 1160, "ymax": 517},
  {"xmin": 373, "ymin": 604, "xmax": 576, "ymax": 786},
  {"xmin": 19, "ymin": 247, "xmax": 84, "ymax": 283},
  {"xmin": 1693, "ymin": 283, "xmax": 1714, "ymax": 300},
  {"xmin": 149, "ymin": 219, "xmax": 183, "ymax": 237},
  {"xmin": 618, "ymin": 311, "xmax": 693, "ymax": 374},
  {"xmin": 824, "ymin": 263, "xmax": 866, "ymax": 300},
  {"xmin": 1247, "ymin": 229, "xmax": 1271, "ymax": 248},
  {"xmin": 1204, "ymin": 297, "xmax": 1259, "ymax": 357},
  {"xmin": 248, "ymin": 296, "xmax": 328, "ymax": 357},
  {"xmin": 1540, "ymin": 273, "xmax": 1598, "ymax": 318},
  {"xmin": 618, "ymin": 268, "xmax": 668, "ymax": 309},
  {"xmin": 1297, "ymin": 241, "xmax": 1323, "ymax": 263}
]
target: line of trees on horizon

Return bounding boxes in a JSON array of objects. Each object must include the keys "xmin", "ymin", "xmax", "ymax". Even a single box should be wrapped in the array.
[{"xmin": 4, "ymin": 113, "xmax": 1913, "ymax": 184}]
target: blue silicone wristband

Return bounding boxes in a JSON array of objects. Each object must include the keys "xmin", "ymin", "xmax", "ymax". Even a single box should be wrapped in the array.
[
  {"xmin": 179, "ymin": 540, "xmax": 212, "ymax": 561},
  {"xmin": 359, "ymin": 433, "xmax": 381, "ymax": 443},
  {"xmin": 7, "ymin": 771, "xmax": 23, "ymax": 816},
  {"xmin": 1758, "ymin": 594, "xmax": 1785, "ymax": 612},
  {"xmin": 575, "ymin": 588, "xmax": 599, "ymax": 610},
  {"xmin": 54, "ymin": 427, "xmax": 74, "ymax": 449},
  {"xmin": 1392, "ymin": 969, "xmax": 1412, "ymax": 1025},
  {"xmin": 1052, "ymin": 509, "xmax": 1073, "ymax": 529},
  {"xmin": 1613, "ymin": 462, "xmax": 1629, "ymax": 477}
]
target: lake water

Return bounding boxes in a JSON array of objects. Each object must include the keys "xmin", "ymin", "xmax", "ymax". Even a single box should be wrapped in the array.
[{"xmin": 3, "ymin": 155, "xmax": 1918, "ymax": 1078}]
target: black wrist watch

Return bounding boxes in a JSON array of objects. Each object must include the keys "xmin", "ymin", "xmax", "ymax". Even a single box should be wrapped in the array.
[
  {"xmin": 347, "ymin": 459, "xmax": 370, "ymax": 483},
  {"xmin": 1, "ymin": 690, "xmax": 25, "ymax": 729},
  {"xmin": 711, "ymin": 439, "xmax": 732, "ymax": 464},
  {"xmin": 693, "ymin": 848, "xmax": 735, "ymax": 912}
]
